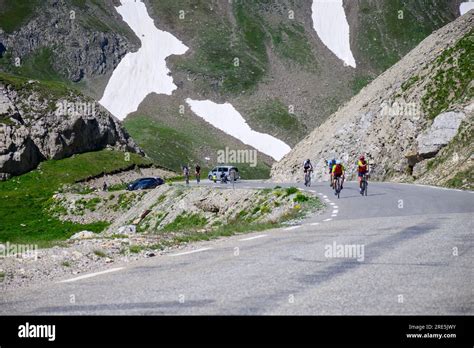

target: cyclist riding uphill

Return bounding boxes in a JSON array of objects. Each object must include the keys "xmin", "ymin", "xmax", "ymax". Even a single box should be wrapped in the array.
[
  {"xmin": 303, "ymin": 159, "xmax": 313, "ymax": 186},
  {"xmin": 357, "ymin": 155, "xmax": 369, "ymax": 193},
  {"xmin": 303, "ymin": 159, "xmax": 313, "ymax": 173},
  {"xmin": 327, "ymin": 158, "xmax": 336, "ymax": 187},
  {"xmin": 332, "ymin": 160, "xmax": 345, "ymax": 193}
]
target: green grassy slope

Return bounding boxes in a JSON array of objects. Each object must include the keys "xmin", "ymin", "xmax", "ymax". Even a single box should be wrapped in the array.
[
  {"xmin": 0, "ymin": 0, "xmax": 41, "ymax": 33},
  {"xmin": 350, "ymin": 0, "xmax": 458, "ymax": 93},
  {"xmin": 0, "ymin": 48, "xmax": 70, "ymax": 85},
  {"xmin": 356, "ymin": 0, "xmax": 457, "ymax": 73},
  {"xmin": 149, "ymin": 0, "xmax": 317, "ymax": 96},
  {"xmin": 421, "ymin": 29, "xmax": 474, "ymax": 119},
  {"xmin": 0, "ymin": 72, "xmax": 79, "ymax": 123},
  {"xmin": 157, "ymin": 1, "xmax": 267, "ymax": 95},
  {"xmin": 397, "ymin": 29, "xmax": 473, "ymax": 120},
  {"xmin": 0, "ymin": 0, "xmax": 133, "ymax": 34},
  {"xmin": 0, "ymin": 150, "xmax": 151, "ymax": 246},
  {"xmin": 245, "ymin": 99, "xmax": 307, "ymax": 146}
]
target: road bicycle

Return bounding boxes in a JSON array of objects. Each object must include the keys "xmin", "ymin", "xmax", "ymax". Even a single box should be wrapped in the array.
[
  {"xmin": 360, "ymin": 172, "xmax": 368, "ymax": 196},
  {"xmin": 304, "ymin": 169, "xmax": 312, "ymax": 187},
  {"xmin": 334, "ymin": 175, "xmax": 342, "ymax": 199}
]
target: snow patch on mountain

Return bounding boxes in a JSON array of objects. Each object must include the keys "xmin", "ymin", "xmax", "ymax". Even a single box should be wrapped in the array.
[
  {"xmin": 99, "ymin": 0, "xmax": 188, "ymax": 120},
  {"xmin": 460, "ymin": 2, "xmax": 474, "ymax": 15},
  {"xmin": 185, "ymin": 99, "xmax": 291, "ymax": 161},
  {"xmin": 311, "ymin": 0, "xmax": 356, "ymax": 68}
]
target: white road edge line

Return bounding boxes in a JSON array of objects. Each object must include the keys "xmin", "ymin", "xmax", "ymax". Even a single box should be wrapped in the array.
[
  {"xmin": 239, "ymin": 234, "xmax": 267, "ymax": 241},
  {"xmin": 323, "ymin": 218, "xmax": 333, "ymax": 221},
  {"xmin": 169, "ymin": 247, "xmax": 212, "ymax": 257},
  {"xmin": 310, "ymin": 222, "xmax": 320, "ymax": 226},
  {"xmin": 58, "ymin": 267, "xmax": 125, "ymax": 283},
  {"xmin": 332, "ymin": 210, "xmax": 339, "ymax": 214},
  {"xmin": 284, "ymin": 226, "xmax": 301, "ymax": 231}
]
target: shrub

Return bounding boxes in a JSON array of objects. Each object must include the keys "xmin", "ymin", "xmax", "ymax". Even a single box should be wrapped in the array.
[{"xmin": 293, "ymin": 193, "xmax": 309, "ymax": 203}]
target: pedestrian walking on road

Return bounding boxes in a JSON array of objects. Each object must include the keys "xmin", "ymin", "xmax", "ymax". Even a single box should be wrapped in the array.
[
  {"xmin": 183, "ymin": 165, "xmax": 190, "ymax": 185},
  {"xmin": 195, "ymin": 164, "xmax": 201, "ymax": 184}
]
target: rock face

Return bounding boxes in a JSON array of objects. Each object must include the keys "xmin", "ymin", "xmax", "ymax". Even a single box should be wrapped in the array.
[
  {"xmin": 271, "ymin": 11, "xmax": 474, "ymax": 187},
  {"xmin": 0, "ymin": 0, "xmax": 137, "ymax": 83},
  {"xmin": 417, "ymin": 111, "xmax": 466, "ymax": 157},
  {"xmin": 0, "ymin": 78, "xmax": 143, "ymax": 179}
]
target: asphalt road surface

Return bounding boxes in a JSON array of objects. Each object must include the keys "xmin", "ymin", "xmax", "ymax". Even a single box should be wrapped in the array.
[{"xmin": 1, "ymin": 180, "xmax": 473, "ymax": 315}]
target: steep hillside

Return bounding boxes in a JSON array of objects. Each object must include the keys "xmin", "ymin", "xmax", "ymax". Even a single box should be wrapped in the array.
[
  {"xmin": 349, "ymin": 0, "xmax": 461, "ymax": 73},
  {"xmin": 271, "ymin": 11, "xmax": 473, "ymax": 190},
  {"xmin": 0, "ymin": 0, "xmax": 138, "ymax": 88}
]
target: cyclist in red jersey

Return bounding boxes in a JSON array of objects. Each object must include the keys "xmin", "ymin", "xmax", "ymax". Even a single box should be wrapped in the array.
[{"xmin": 357, "ymin": 155, "xmax": 369, "ymax": 194}]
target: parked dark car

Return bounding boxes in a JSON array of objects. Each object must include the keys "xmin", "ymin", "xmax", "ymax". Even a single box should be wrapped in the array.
[{"xmin": 126, "ymin": 177, "xmax": 164, "ymax": 191}]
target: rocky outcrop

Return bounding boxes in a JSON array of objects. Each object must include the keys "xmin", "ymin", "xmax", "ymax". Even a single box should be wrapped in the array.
[
  {"xmin": 271, "ymin": 11, "xmax": 473, "ymax": 187},
  {"xmin": 0, "ymin": 78, "xmax": 143, "ymax": 179},
  {"xmin": 417, "ymin": 111, "xmax": 466, "ymax": 157},
  {"xmin": 0, "ymin": 0, "xmax": 137, "ymax": 82},
  {"xmin": 69, "ymin": 230, "xmax": 96, "ymax": 240}
]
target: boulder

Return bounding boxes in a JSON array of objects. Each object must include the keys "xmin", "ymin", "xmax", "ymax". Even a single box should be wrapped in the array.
[
  {"xmin": 70, "ymin": 231, "xmax": 96, "ymax": 240},
  {"xmin": 417, "ymin": 111, "xmax": 466, "ymax": 158},
  {"xmin": 117, "ymin": 225, "xmax": 136, "ymax": 235}
]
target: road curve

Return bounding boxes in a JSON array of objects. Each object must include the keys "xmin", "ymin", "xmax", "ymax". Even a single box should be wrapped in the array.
[{"xmin": 1, "ymin": 180, "xmax": 472, "ymax": 315}]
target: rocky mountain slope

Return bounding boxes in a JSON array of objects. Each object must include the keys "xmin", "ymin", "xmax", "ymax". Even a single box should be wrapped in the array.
[
  {"xmin": 0, "ymin": 0, "xmax": 463, "ymax": 174},
  {"xmin": 0, "ymin": 0, "xmax": 138, "ymax": 86},
  {"xmin": 271, "ymin": 11, "xmax": 473, "ymax": 190},
  {"xmin": 0, "ymin": 73, "xmax": 142, "ymax": 179}
]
